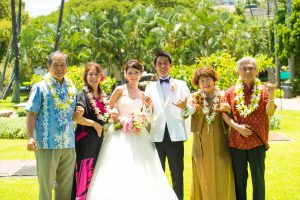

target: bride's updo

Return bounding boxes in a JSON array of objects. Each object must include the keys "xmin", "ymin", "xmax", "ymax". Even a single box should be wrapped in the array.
[{"xmin": 125, "ymin": 60, "xmax": 143, "ymax": 73}]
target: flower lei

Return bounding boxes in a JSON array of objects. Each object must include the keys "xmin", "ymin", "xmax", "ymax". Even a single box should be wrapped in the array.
[
  {"xmin": 199, "ymin": 86, "xmax": 220, "ymax": 125},
  {"xmin": 234, "ymin": 77, "xmax": 262, "ymax": 117},
  {"xmin": 44, "ymin": 73, "xmax": 76, "ymax": 110},
  {"xmin": 83, "ymin": 86, "xmax": 109, "ymax": 122}
]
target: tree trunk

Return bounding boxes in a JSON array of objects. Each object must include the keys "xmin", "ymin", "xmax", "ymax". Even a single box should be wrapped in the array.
[
  {"xmin": 11, "ymin": 0, "xmax": 20, "ymax": 103},
  {"xmin": 286, "ymin": 0, "xmax": 295, "ymax": 82},
  {"xmin": 54, "ymin": 0, "xmax": 65, "ymax": 51},
  {"xmin": 274, "ymin": 0, "xmax": 280, "ymax": 85}
]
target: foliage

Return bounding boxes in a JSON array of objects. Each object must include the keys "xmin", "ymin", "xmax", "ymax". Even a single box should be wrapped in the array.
[
  {"xmin": 194, "ymin": 52, "xmax": 237, "ymax": 91},
  {"xmin": 269, "ymin": 114, "xmax": 281, "ymax": 130},
  {"xmin": 66, "ymin": 65, "xmax": 85, "ymax": 90},
  {"xmin": 0, "ymin": 117, "xmax": 27, "ymax": 139},
  {"xmin": 29, "ymin": 66, "xmax": 116, "ymax": 94},
  {"xmin": 170, "ymin": 64, "xmax": 196, "ymax": 91},
  {"xmin": 171, "ymin": 53, "xmax": 274, "ymax": 92},
  {"xmin": 0, "ymin": 0, "xmax": 30, "ymax": 62},
  {"xmin": 255, "ymin": 54, "xmax": 275, "ymax": 73},
  {"xmin": 274, "ymin": 88, "xmax": 284, "ymax": 98},
  {"xmin": 17, "ymin": 109, "xmax": 27, "ymax": 117},
  {"xmin": 29, "ymin": 74, "xmax": 42, "ymax": 85},
  {"xmin": 101, "ymin": 76, "xmax": 117, "ymax": 95},
  {"xmin": 18, "ymin": 1, "xmax": 271, "ymax": 83},
  {"xmin": 276, "ymin": 0, "xmax": 300, "ymax": 64},
  {"xmin": 291, "ymin": 78, "xmax": 300, "ymax": 96}
]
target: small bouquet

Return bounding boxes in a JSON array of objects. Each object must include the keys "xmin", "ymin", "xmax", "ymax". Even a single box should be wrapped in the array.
[{"xmin": 115, "ymin": 111, "xmax": 149, "ymax": 134}]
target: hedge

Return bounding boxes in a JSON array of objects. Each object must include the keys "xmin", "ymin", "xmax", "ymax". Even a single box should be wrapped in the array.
[{"xmin": 0, "ymin": 117, "xmax": 27, "ymax": 139}]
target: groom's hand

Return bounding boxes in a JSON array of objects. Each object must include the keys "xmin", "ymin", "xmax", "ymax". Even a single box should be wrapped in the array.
[{"xmin": 172, "ymin": 97, "xmax": 187, "ymax": 110}]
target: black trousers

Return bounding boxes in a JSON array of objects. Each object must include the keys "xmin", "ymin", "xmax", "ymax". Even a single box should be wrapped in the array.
[
  {"xmin": 155, "ymin": 125, "xmax": 184, "ymax": 200},
  {"xmin": 230, "ymin": 146, "xmax": 266, "ymax": 200}
]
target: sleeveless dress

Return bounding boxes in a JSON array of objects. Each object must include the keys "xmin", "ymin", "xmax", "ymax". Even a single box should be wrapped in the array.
[
  {"xmin": 71, "ymin": 91, "xmax": 106, "ymax": 200},
  {"xmin": 86, "ymin": 95, "xmax": 178, "ymax": 200}
]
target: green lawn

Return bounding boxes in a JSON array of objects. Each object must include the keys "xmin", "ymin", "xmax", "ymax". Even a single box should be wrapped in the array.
[
  {"xmin": 0, "ymin": 110, "xmax": 299, "ymax": 200},
  {"xmin": 0, "ymin": 95, "xmax": 28, "ymax": 110}
]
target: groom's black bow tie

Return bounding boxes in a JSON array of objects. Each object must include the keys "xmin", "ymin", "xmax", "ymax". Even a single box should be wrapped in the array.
[{"xmin": 159, "ymin": 78, "xmax": 170, "ymax": 84}]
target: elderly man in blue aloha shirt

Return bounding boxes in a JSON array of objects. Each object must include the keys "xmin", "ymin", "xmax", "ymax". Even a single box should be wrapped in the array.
[{"xmin": 26, "ymin": 51, "xmax": 77, "ymax": 200}]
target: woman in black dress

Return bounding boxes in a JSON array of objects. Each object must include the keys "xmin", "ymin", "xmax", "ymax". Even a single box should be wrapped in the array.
[{"xmin": 71, "ymin": 62, "xmax": 108, "ymax": 200}]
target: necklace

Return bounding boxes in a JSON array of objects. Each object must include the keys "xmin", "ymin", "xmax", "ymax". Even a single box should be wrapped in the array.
[
  {"xmin": 83, "ymin": 86, "xmax": 109, "ymax": 122},
  {"xmin": 44, "ymin": 73, "xmax": 76, "ymax": 110},
  {"xmin": 199, "ymin": 86, "xmax": 220, "ymax": 125},
  {"xmin": 234, "ymin": 77, "xmax": 262, "ymax": 117}
]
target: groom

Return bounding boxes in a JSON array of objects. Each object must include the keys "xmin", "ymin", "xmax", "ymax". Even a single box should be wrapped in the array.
[{"xmin": 145, "ymin": 51, "xmax": 190, "ymax": 200}]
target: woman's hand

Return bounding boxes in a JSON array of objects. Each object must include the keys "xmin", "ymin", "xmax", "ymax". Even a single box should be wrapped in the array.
[
  {"xmin": 109, "ymin": 108, "xmax": 119, "ymax": 122},
  {"xmin": 236, "ymin": 124, "xmax": 252, "ymax": 137},
  {"xmin": 218, "ymin": 102, "xmax": 231, "ymax": 113},
  {"xmin": 93, "ymin": 122, "xmax": 103, "ymax": 137},
  {"xmin": 172, "ymin": 97, "xmax": 187, "ymax": 110},
  {"xmin": 75, "ymin": 106, "xmax": 84, "ymax": 116}
]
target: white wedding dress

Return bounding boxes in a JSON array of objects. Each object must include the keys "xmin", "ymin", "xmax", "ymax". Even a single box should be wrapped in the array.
[{"xmin": 87, "ymin": 95, "xmax": 178, "ymax": 200}]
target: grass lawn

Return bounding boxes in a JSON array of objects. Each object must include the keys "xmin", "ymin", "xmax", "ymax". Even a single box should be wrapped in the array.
[
  {"xmin": 0, "ymin": 95, "xmax": 28, "ymax": 110},
  {"xmin": 0, "ymin": 110, "xmax": 299, "ymax": 200}
]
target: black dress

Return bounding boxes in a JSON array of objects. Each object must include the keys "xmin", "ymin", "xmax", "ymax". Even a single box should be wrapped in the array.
[{"xmin": 71, "ymin": 90, "xmax": 107, "ymax": 200}]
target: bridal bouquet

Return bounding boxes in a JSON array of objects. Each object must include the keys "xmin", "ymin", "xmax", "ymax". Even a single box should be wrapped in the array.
[{"xmin": 115, "ymin": 111, "xmax": 149, "ymax": 134}]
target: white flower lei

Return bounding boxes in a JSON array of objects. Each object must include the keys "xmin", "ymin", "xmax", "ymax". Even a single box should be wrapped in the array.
[
  {"xmin": 83, "ymin": 86, "xmax": 109, "ymax": 122},
  {"xmin": 199, "ymin": 86, "xmax": 220, "ymax": 125},
  {"xmin": 44, "ymin": 73, "xmax": 76, "ymax": 111},
  {"xmin": 234, "ymin": 77, "xmax": 262, "ymax": 117}
]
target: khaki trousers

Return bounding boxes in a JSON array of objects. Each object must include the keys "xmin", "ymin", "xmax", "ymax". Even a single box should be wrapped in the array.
[{"xmin": 35, "ymin": 148, "xmax": 76, "ymax": 200}]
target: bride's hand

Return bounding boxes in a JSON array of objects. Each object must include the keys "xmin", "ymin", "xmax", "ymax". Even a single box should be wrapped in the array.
[
  {"xmin": 143, "ymin": 94, "xmax": 152, "ymax": 108},
  {"xmin": 109, "ymin": 108, "xmax": 119, "ymax": 122},
  {"xmin": 172, "ymin": 97, "xmax": 187, "ymax": 110},
  {"xmin": 93, "ymin": 122, "xmax": 103, "ymax": 137}
]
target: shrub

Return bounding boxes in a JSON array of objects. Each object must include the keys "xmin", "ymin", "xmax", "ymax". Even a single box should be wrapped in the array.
[
  {"xmin": 0, "ymin": 117, "xmax": 27, "ymax": 139},
  {"xmin": 30, "ymin": 66, "xmax": 116, "ymax": 95},
  {"xmin": 269, "ymin": 114, "xmax": 281, "ymax": 130},
  {"xmin": 274, "ymin": 88, "xmax": 284, "ymax": 98},
  {"xmin": 291, "ymin": 78, "xmax": 300, "ymax": 96},
  {"xmin": 17, "ymin": 110, "xmax": 27, "ymax": 117}
]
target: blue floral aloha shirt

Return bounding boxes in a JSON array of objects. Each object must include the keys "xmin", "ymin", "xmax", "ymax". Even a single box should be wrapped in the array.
[{"xmin": 25, "ymin": 76, "xmax": 76, "ymax": 149}]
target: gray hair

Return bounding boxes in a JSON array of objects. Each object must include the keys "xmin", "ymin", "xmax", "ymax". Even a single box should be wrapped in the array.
[
  {"xmin": 47, "ymin": 51, "xmax": 68, "ymax": 66},
  {"xmin": 236, "ymin": 56, "xmax": 257, "ymax": 71}
]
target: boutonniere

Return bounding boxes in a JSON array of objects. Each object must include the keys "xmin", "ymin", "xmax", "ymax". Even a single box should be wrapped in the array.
[{"xmin": 169, "ymin": 84, "xmax": 177, "ymax": 92}]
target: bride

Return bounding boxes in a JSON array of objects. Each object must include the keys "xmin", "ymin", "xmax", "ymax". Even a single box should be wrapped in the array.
[{"xmin": 87, "ymin": 60, "xmax": 178, "ymax": 200}]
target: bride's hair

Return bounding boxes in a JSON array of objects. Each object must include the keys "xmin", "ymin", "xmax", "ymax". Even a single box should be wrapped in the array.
[{"xmin": 125, "ymin": 60, "xmax": 143, "ymax": 73}]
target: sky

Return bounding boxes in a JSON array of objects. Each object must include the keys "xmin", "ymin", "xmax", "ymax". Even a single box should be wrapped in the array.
[{"xmin": 23, "ymin": 0, "xmax": 69, "ymax": 18}]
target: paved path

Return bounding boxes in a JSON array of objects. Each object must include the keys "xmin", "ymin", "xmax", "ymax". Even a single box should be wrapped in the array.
[{"xmin": 0, "ymin": 97, "xmax": 299, "ymax": 177}]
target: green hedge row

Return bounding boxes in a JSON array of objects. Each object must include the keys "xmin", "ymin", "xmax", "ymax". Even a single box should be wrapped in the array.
[{"xmin": 0, "ymin": 117, "xmax": 27, "ymax": 139}]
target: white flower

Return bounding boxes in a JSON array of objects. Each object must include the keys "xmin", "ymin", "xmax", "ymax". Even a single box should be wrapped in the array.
[
  {"xmin": 199, "ymin": 86, "xmax": 220, "ymax": 125},
  {"xmin": 234, "ymin": 77, "xmax": 262, "ymax": 117}
]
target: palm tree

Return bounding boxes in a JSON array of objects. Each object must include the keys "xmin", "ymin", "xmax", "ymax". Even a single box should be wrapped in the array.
[{"xmin": 54, "ymin": 0, "xmax": 65, "ymax": 51}]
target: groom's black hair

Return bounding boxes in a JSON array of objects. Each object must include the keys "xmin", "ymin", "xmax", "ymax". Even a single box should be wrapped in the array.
[{"xmin": 153, "ymin": 51, "xmax": 173, "ymax": 65}]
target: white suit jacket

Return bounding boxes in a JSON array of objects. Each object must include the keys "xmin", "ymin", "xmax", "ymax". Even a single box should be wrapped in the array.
[{"xmin": 145, "ymin": 78, "xmax": 190, "ymax": 142}]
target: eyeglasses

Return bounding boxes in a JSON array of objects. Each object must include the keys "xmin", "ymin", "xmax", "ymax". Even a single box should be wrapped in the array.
[{"xmin": 241, "ymin": 67, "xmax": 256, "ymax": 72}]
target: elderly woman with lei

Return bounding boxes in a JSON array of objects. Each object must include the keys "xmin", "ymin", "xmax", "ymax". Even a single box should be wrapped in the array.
[
  {"xmin": 71, "ymin": 62, "xmax": 109, "ymax": 200},
  {"xmin": 174, "ymin": 67, "xmax": 236, "ymax": 200},
  {"xmin": 222, "ymin": 57, "xmax": 276, "ymax": 200}
]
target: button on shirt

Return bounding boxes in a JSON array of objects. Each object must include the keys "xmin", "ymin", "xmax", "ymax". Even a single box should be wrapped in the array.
[
  {"xmin": 26, "ymin": 77, "xmax": 76, "ymax": 149},
  {"xmin": 159, "ymin": 76, "xmax": 170, "ymax": 100}
]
